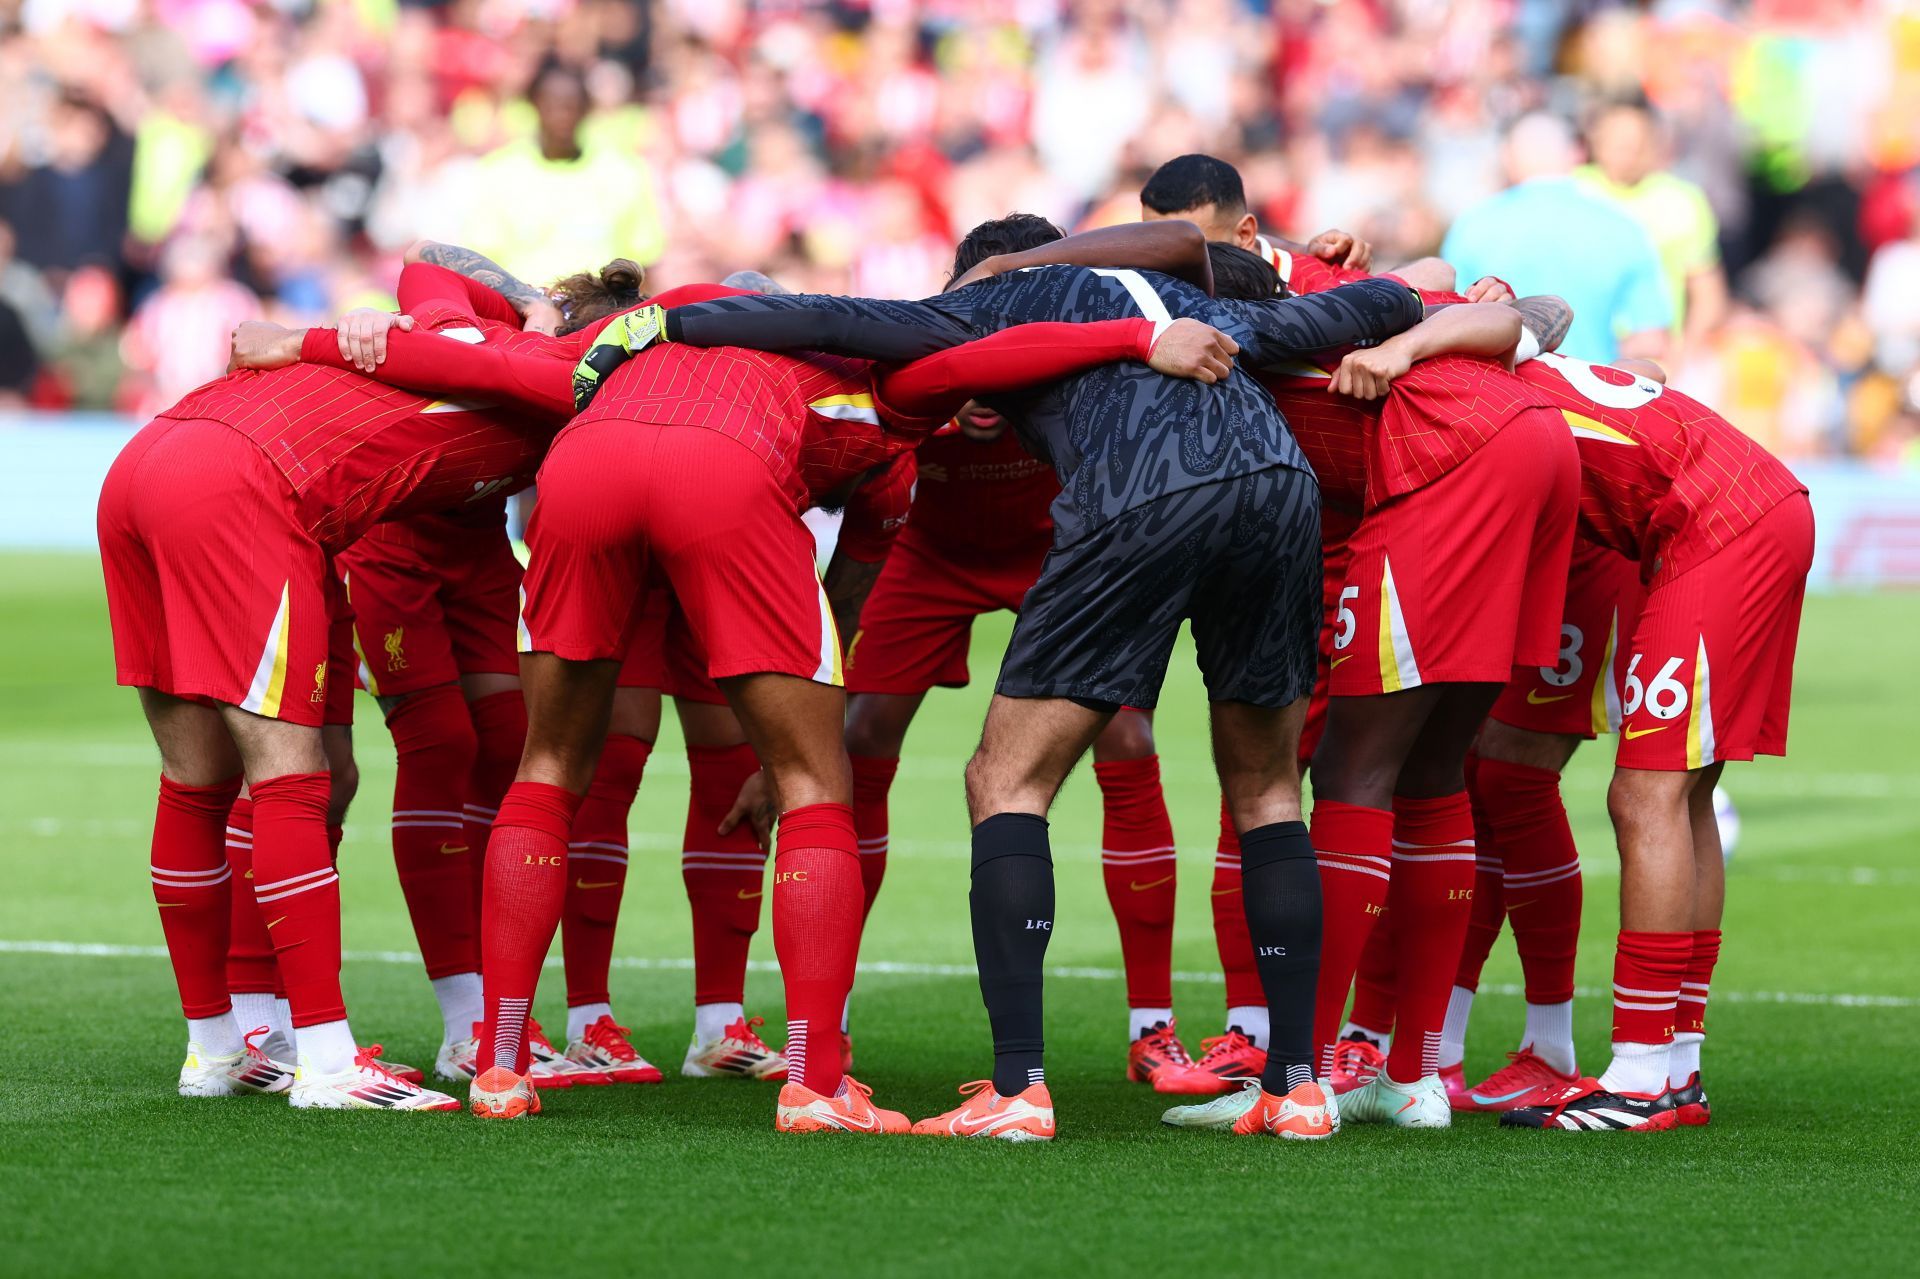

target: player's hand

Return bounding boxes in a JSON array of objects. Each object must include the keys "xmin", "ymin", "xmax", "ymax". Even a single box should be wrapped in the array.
[
  {"xmin": 1307, "ymin": 228, "xmax": 1373, "ymax": 271},
  {"xmin": 337, "ymin": 309, "xmax": 414, "ymax": 372},
  {"xmin": 1465, "ymin": 276, "xmax": 1515, "ymax": 304},
  {"xmin": 717, "ymin": 768, "xmax": 776, "ymax": 852},
  {"xmin": 571, "ymin": 304, "xmax": 667, "ymax": 412},
  {"xmin": 1147, "ymin": 317, "xmax": 1239, "ymax": 384},
  {"xmin": 228, "ymin": 320, "xmax": 304, "ymax": 372},
  {"xmin": 1331, "ymin": 344, "xmax": 1412, "ymax": 399},
  {"xmin": 521, "ymin": 298, "xmax": 565, "ymax": 336}
]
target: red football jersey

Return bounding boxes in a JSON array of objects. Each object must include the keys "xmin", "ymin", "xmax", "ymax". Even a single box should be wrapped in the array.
[
  {"xmin": 1257, "ymin": 380, "xmax": 1370, "ymax": 512},
  {"xmin": 905, "ymin": 425, "xmax": 1058, "ymax": 557},
  {"xmin": 156, "ymin": 360, "xmax": 545, "ymax": 555},
  {"xmin": 1513, "ymin": 353, "xmax": 1808, "ymax": 582}
]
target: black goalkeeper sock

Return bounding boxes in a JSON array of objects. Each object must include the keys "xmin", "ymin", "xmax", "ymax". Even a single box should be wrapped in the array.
[
  {"xmin": 970, "ymin": 812, "xmax": 1055, "ymax": 1097},
  {"xmin": 1240, "ymin": 820, "xmax": 1321, "ymax": 1095}
]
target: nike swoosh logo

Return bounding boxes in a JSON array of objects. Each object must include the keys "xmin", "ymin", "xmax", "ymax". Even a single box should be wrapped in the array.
[
  {"xmin": 1330, "ymin": 655, "xmax": 1353, "ymax": 670},
  {"xmin": 1130, "ymin": 875, "xmax": 1174, "ymax": 892},
  {"xmin": 575, "ymin": 879, "xmax": 618, "ymax": 890},
  {"xmin": 737, "ymin": 888, "xmax": 763, "ymax": 900},
  {"xmin": 1395, "ymin": 1096, "xmax": 1421, "ymax": 1115},
  {"xmin": 1623, "ymin": 725, "xmax": 1669, "ymax": 740},
  {"xmin": 1472, "ymin": 1087, "xmax": 1535, "ymax": 1105},
  {"xmin": 1210, "ymin": 887, "xmax": 1239, "ymax": 898},
  {"xmin": 1526, "ymin": 690, "xmax": 1572, "ymax": 705},
  {"xmin": 439, "ymin": 843, "xmax": 468, "ymax": 856},
  {"xmin": 157, "ymin": 902, "xmax": 186, "ymax": 908},
  {"xmin": 266, "ymin": 916, "xmax": 287, "ymax": 930}
]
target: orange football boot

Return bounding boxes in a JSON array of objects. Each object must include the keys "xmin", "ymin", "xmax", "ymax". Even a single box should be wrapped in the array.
[
  {"xmin": 911, "ymin": 1080, "xmax": 1056, "ymax": 1142},
  {"xmin": 1126, "ymin": 1020, "xmax": 1196, "ymax": 1088},
  {"xmin": 774, "ymin": 1075, "xmax": 909, "ymax": 1133},
  {"xmin": 469, "ymin": 1065, "xmax": 541, "ymax": 1120},
  {"xmin": 1230, "ymin": 1080, "xmax": 1336, "ymax": 1140}
]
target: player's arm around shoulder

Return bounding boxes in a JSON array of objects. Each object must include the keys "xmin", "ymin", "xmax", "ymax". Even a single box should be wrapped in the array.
[{"xmin": 1330, "ymin": 303, "xmax": 1523, "ymax": 400}]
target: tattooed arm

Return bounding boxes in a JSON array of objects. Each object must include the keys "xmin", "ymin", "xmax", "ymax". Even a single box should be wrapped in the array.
[
  {"xmin": 1509, "ymin": 294, "xmax": 1575, "ymax": 355},
  {"xmin": 404, "ymin": 239, "xmax": 565, "ymax": 335}
]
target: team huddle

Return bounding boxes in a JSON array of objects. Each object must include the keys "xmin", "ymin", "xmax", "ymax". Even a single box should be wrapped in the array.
[{"xmin": 100, "ymin": 152, "xmax": 1811, "ymax": 1139}]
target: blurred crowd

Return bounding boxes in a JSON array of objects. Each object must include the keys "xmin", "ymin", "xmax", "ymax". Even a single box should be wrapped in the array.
[{"xmin": 4, "ymin": 0, "xmax": 1920, "ymax": 466}]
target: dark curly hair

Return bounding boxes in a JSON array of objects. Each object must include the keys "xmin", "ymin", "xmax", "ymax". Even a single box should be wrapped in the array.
[
  {"xmin": 947, "ymin": 213, "xmax": 1065, "ymax": 288},
  {"xmin": 549, "ymin": 258, "xmax": 646, "ymax": 335}
]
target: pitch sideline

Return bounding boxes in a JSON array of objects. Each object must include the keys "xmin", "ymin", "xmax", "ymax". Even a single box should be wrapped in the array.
[{"xmin": 1, "ymin": 938, "xmax": 1912, "ymax": 1010}]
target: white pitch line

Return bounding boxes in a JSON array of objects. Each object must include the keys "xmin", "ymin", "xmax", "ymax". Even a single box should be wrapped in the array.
[{"xmin": 1, "ymin": 939, "xmax": 1912, "ymax": 1010}]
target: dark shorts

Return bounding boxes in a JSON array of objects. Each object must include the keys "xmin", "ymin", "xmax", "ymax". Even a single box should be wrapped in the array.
[{"xmin": 994, "ymin": 466, "xmax": 1321, "ymax": 710}]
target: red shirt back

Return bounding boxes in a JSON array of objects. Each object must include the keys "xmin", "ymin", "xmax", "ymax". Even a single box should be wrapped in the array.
[
  {"xmin": 156, "ymin": 353, "xmax": 548, "ymax": 554},
  {"xmin": 904, "ymin": 425, "xmax": 1057, "ymax": 558},
  {"xmin": 1513, "ymin": 353, "xmax": 1807, "ymax": 582}
]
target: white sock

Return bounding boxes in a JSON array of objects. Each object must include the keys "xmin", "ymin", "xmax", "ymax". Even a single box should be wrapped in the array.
[
  {"xmin": 230, "ymin": 992, "xmax": 279, "ymax": 1041},
  {"xmin": 1597, "ymin": 1040, "xmax": 1670, "ymax": 1096},
  {"xmin": 187, "ymin": 1013, "xmax": 243, "ymax": 1058},
  {"xmin": 296, "ymin": 1018, "xmax": 358, "ymax": 1075},
  {"xmin": 1226, "ymin": 1006, "xmax": 1269, "ymax": 1048},
  {"xmin": 841, "ymin": 993, "xmax": 851, "ymax": 1035},
  {"xmin": 1669, "ymin": 1031, "xmax": 1704, "ymax": 1086},
  {"xmin": 1339, "ymin": 1019, "xmax": 1391, "ymax": 1051},
  {"xmin": 1130, "ymin": 1007, "xmax": 1174, "ymax": 1041},
  {"xmin": 567, "ymin": 1001, "xmax": 612, "ymax": 1042},
  {"xmin": 696, "ymin": 1002, "xmax": 744, "ymax": 1044},
  {"xmin": 273, "ymin": 997, "xmax": 295, "ymax": 1042},
  {"xmin": 1438, "ymin": 985, "xmax": 1476, "ymax": 1069},
  {"xmin": 431, "ymin": 973, "xmax": 484, "ymax": 1044},
  {"xmin": 1522, "ymin": 1000, "xmax": 1577, "ymax": 1075}
]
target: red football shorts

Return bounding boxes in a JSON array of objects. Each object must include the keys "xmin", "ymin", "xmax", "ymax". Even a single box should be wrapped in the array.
[
  {"xmin": 100, "ymin": 417, "xmax": 339, "ymax": 727},
  {"xmin": 337, "ymin": 516, "xmax": 523, "ymax": 700},
  {"xmin": 843, "ymin": 527, "xmax": 1049, "ymax": 695},
  {"xmin": 522, "ymin": 419, "xmax": 842, "ymax": 686},
  {"xmin": 1614, "ymin": 493, "xmax": 1813, "ymax": 771},
  {"xmin": 1328, "ymin": 408, "xmax": 1579, "ymax": 695},
  {"xmin": 1489, "ymin": 539, "xmax": 1645, "ymax": 739},
  {"xmin": 615, "ymin": 587, "xmax": 725, "ymax": 704}
]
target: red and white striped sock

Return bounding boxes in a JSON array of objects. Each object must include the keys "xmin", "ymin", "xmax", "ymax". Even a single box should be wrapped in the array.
[
  {"xmin": 683, "ymin": 744, "xmax": 769, "ymax": 1013},
  {"xmin": 1094, "ymin": 755, "xmax": 1177, "ymax": 1026},
  {"xmin": 1384, "ymin": 792, "xmax": 1477, "ymax": 1082},
  {"xmin": 1671, "ymin": 928, "xmax": 1722, "ymax": 1084},
  {"xmin": 250, "ymin": 771, "xmax": 351, "ymax": 1071},
  {"xmin": 480, "ymin": 781, "xmax": 582, "ymax": 1074},
  {"xmin": 1599, "ymin": 929, "xmax": 1692, "ymax": 1095},
  {"xmin": 1310, "ymin": 800, "xmax": 1395, "ymax": 1076},
  {"xmin": 849, "ymin": 752, "xmax": 899, "ymax": 919},
  {"xmin": 462, "ymin": 690, "xmax": 528, "ymax": 941},
  {"xmin": 386, "ymin": 684, "xmax": 481, "ymax": 985},
  {"xmin": 1210, "ymin": 804, "xmax": 1267, "ymax": 1043},
  {"xmin": 771, "ymin": 803, "xmax": 862, "ymax": 1096},
  {"xmin": 152, "ymin": 774, "xmax": 244, "ymax": 1052},
  {"xmin": 562, "ymin": 734, "xmax": 651, "ymax": 1018}
]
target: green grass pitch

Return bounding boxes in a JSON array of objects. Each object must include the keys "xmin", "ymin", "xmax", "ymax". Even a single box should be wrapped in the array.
[{"xmin": 2, "ymin": 551, "xmax": 1914, "ymax": 1276}]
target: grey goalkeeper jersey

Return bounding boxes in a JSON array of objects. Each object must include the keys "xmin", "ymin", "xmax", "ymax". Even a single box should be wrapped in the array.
[{"xmin": 665, "ymin": 266, "xmax": 1421, "ymax": 544}]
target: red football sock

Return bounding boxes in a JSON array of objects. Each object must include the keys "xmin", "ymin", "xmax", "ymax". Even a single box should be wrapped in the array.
[
  {"xmin": 1385, "ymin": 792, "xmax": 1477, "ymax": 1081},
  {"xmin": 1093, "ymin": 755, "xmax": 1177, "ymax": 1011},
  {"xmin": 562, "ymin": 734, "xmax": 652, "ymax": 1009},
  {"xmin": 1347, "ymin": 915, "xmax": 1397, "ymax": 1036},
  {"xmin": 223, "ymin": 797, "xmax": 277, "ymax": 997},
  {"xmin": 150, "ymin": 774, "xmax": 244, "ymax": 1018},
  {"xmin": 463, "ymin": 690, "xmax": 528, "ymax": 929},
  {"xmin": 386, "ymin": 684, "xmax": 481, "ymax": 980},
  {"xmin": 1610, "ymin": 929, "xmax": 1692, "ymax": 1046},
  {"xmin": 772, "ymin": 802, "xmax": 862, "ymax": 1095},
  {"xmin": 1210, "ymin": 803, "xmax": 1263, "ymax": 1012},
  {"xmin": 1675, "ymin": 928, "xmax": 1722, "ymax": 1038},
  {"xmin": 849, "ymin": 752, "xmax": 899, "ymax": 919},
  {"xmin": 249, "ymin": 771, "xmax": 344, "ymax": 1029},
  {"xmin": 683, "ymin": 743, "xmax": 768, "ymax": 1007},
  {"xmin": 1475, "ymin": 757, "xmax": 1582, "ymax": 1005},
  {"xmin": 1310, "ymin": 800, "xmax": 1395, "ymax": 1075},
  {"xmin": 480, "ymin": 781, "xmax": 582, "ymax": 1073}
]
